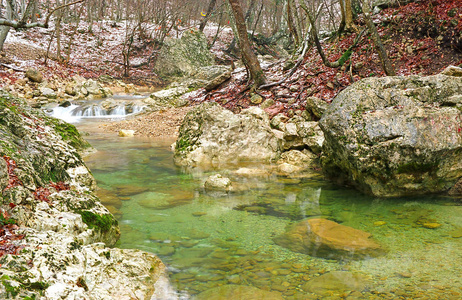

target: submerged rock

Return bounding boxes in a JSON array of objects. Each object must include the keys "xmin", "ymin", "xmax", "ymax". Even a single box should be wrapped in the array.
[
  {"xmin": 174, "ymin": 103, "xmax": 280, "ymax": 168},
  {"xmin": 204, "ymin": 174, "xmax": 232, "ymax": 191},
  {"xmin": 320, "ymin": 70, "xmax": 462, "ymax": 197},
  {"xmin": 0, "ymin": 92, "xmax": 169, "ymax": 299},
  {"xmin": 302, "ymin": 271, "xmax": 370, "ymax": 295},
  {"xmin": 273, "ymin": 218, "xmax": 382, "ymax": 259},
  {"xmin": 193, "ymin": 284, "xmax": 283, "ymax": 300}
]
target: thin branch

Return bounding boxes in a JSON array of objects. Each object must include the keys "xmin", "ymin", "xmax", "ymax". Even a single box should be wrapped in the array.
[{"xmin": 0, "ymin": 0, "xmax": 85, "ymax": 29}]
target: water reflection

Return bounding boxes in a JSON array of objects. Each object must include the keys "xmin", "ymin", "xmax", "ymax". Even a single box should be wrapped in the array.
[{"xmin": 81, "ymin": 130, "xmax": 462, "ymax": 299}]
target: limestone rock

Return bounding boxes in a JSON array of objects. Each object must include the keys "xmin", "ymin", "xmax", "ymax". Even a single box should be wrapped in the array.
[
  {"xmin": 441, "ymin": 65, "xmax": 462, "ymax": 77},
  {"xmin": 0, "ymin": 92, "xmax": 170, "ymax": 299},
  {"xmin": 174, "ymin": 103, "xmax": 280, "ymax": 168},
  {"xmin": 25, "ymin": 68, "xmax": 43, "ymax": 83},
  {"xmin": 40, "ymin": 86, "xmax": 57, "ymax": 99},
  {"xmin": 277, "ymin": 150, "xmax": 315, "ymax": 168},
  {"xmin": 154, "ymin": 30, "xmax": 214, "ymax": 79},
  {"xmin": 273, "ymin": 218, "xmax": 382, "ymax": 259},
  {"xmin": 283, "ymin": 121, "xmax": 324, "ymax": 153},
  {"xmin": 302, "ymin": 271, "xmax": 370, "ymax": 296},
  {"xmin": 194, "ymin": 65, "xmax": 232, "ymax": 91},
  {"xmin": 204, "ymin": 174, "xmax": 232, "ymax": 191},
  {"xmin": 319, "ymin": 74, "xmax": 462, "ymax": 197},
  {"xmin": 119, "ymin": 129, "xmax": 135, "ymax": 137},
  {"xmin": 305, "ymin": 96, "xmax": 328, "ymax": 119},
  {"xmin": 194, "ymin": 285, "xmax": 283, "ymax": 300}
]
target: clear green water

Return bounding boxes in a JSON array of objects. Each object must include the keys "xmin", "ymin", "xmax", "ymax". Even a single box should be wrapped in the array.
[{"xmin": 81, "ymin": 124, "xmax": 462, "ymax": 299}]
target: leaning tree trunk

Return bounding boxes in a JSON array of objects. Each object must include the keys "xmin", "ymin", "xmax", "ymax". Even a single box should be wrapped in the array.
[
  {"xmin": 228, "ymin": 0, "xmax": 266, "ymax": 88},
  {"xmin": 361, "ymin": 0, "xmax": 395, "ymax": 76}
]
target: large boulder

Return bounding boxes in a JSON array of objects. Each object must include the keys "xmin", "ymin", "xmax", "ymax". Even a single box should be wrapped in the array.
[
  {"xmin": 0, "ymin": 92, "xmax": 169, "ymax": 299},
  {"xmin": 174, "ymin": 103, "xmax": 280, "ymax": 168},
  {"xmin": 319, "ymin": 69, "xmax": 462, "ymax": 197},
  {"xmin": 273, "ymin": 218, "xmax": 382, "ymax": 259},
  {"xmin": 154, "ymin": 30, "xmax": 214, "ymax": 79}
]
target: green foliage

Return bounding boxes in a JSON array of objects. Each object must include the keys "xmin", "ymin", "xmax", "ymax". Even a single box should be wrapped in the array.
[{"xmin": 175, "ymin": 138, "xmax": 190, "ymax": 152}]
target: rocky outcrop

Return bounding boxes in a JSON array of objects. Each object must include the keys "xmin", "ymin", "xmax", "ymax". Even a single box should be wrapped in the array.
[
  {"xmin": 0, "ymin": 92, "xmax": 169, "ymax": 299},
  {"xmin": 174, "ymin": 103, "xmax": 280, "ymax": 168},
  {"xmin": 319, "ymin": 67, "xmax": 462, "ymax": 197},
  {"xmin": 273, "ymin": 218, "xmax": 382, "ymax": 259},
  {"xmin": 154, "ymin": 30, "xmax": 214, "ymax": 79}
]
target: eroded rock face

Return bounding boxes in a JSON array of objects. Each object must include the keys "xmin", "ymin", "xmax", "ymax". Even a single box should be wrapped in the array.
[
  {"xmin": 154, "ymin": 30, "xmax": 214, "ymax": 79},
  {"xmin": 273, "ymin": 218, "xmax": 382, "ymax": 259},
  {"xmin": 0, "ymin": 92, "xmax": 169, "ymax": 299},
  {"xmin": 319, "ymin": 70, "xmax": 462, "ymax": 197},
  {"xmin": 174, "ymin": 103, "xmax": 280, "ymax": 168}
]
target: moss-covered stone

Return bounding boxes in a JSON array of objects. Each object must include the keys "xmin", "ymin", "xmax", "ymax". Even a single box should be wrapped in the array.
[{"xmin": 79, "ymin": 210, "xmax": 118, "ymax": 233}]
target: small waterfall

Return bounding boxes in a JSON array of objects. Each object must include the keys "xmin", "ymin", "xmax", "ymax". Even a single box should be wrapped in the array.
[{"xmin": 49, "ymin": 99, "xmax": 145, "ymax": 123}]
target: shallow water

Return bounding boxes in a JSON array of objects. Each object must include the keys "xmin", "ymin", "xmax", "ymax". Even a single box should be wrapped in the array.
[{"xmin": 80, "ymin": 122, "xmax": 462, "ymax": 299}]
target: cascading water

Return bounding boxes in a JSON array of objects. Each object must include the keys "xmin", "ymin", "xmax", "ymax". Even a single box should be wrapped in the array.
[{"xmin": 50, "ymin": 98, "xmax": 146, "ymax": 123}]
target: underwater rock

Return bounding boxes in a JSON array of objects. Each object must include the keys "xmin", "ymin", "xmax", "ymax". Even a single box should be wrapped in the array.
[
  {"xmin": 301, "ymin": 271, "xmax": 370, "ymax": 295},
  {"xmin": 273, "ymin": 218, "xmax": 382, "ymax": 259},
  {"xmin": 320, "ymin": 71, "xmax": 462, "ymax": 197},
  {"xmin": 174, "ymin": 103, "xmax": 280, "ymax": 168},
  {"xmin": 193, "ymin": 284, "xmax": 284, "ymax": 300}
]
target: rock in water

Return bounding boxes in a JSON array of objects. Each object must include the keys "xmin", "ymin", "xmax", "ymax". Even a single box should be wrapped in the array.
[
  {"xmin": 193, "ymin": 285, "xmax": 283, "ymax": 300},
  {"xmin": 319, "ymin": 71, "xmax": 462, "ymax": 197},
  {"xmin": 273, "ymin": 218, "xmax": 382, "ymax": 259},
  {"xmin": 302, "ymin": 271, "xmax": 370, "ymax": 296},
  {"xmin": 174, "ymin": 103, "xmax": 280, "ymax": 168}
]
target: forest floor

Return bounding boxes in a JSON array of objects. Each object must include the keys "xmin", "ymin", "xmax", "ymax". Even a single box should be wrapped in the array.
[{"xmin": 0, "ymin": 0, "xmax": 461, "ymax": 138}]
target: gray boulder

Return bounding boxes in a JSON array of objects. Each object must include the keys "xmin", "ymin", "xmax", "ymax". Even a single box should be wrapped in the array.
[
  {"xmin": 174, "ymin": 103, "xmax": 280, "ymax": 168},
  {"xmin": 154, "ymin": 30, "xmax": 214, "ymax": 79},
  {"xmin": 319, "ymin": 71, "xmax": 462, "ymax": 197},
  {"xmin": 25, "ymin": 68, "xmax": 43, "ymax": 83}
]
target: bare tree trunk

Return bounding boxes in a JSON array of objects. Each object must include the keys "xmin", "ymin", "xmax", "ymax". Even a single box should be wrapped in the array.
[
  {"xmin": 361, "ymin": 0, "xmax": 395, "ymax": 75},
  {"xmin": 199, "ymin": 0, "xmax": 217, "ymax": 32},
  {"xmin": 0, "ymin": 0, "xmax": 14, "ymax": 50},
  {"xmin": 287, "ymin": 0, "xmax": 299, "ymax": 46},
  {"xmin": 228, "ymin": 0, "xmax": 266, "ymax": 88}
]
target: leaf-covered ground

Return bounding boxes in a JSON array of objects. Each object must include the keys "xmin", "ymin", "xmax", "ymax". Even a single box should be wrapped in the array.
[{"xmin": 0, "ymin": 0, "xmax": 461, "ymax": 117}]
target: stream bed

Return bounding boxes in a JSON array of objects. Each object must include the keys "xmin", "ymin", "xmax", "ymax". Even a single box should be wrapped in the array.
[{"xmin": 76, "ymin": 119, "xmax": 462, "ymax": 299}]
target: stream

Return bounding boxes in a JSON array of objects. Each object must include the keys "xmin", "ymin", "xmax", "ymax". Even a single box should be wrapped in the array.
[{"xmin": 56, "ymin": 98, "xmax": 462, "ymax": 299}]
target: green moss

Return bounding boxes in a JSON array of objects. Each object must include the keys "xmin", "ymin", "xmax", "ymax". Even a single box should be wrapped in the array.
[
  {"xmin": 2, "ymin": 280, "xmax": 20, "ymax": 298},
  {"xmin": 45, "ymin": 118, "xmax": 91, "ymax": 151},
  {"xmin": 397, "ymin": 161, "xmax": 437, "ymax": 174},
  {"xmin": 78, "ymin": 211, "xmax": 116, "ymax": 233},
  {"xmin": 176, "ymin": 138, "xmax": 191, "ymax": 152},
  {"xmin": 338, "ymin": 49, "xmax": 353, "ymax": 67}
]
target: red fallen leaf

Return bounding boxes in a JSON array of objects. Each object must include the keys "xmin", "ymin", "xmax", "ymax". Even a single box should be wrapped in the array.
[{"xmin": 8, "ymin": 203, "xmax": 16, "ymax": 209}]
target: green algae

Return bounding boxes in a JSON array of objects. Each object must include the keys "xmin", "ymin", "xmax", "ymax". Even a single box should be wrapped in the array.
[{"xmin": 78, "ymin": 210, "xmax": 117, "ymax": 233}]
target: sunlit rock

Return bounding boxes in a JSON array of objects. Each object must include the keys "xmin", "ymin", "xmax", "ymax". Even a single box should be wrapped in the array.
[
  {"xmin": 174, "ymin": 103, "xmax": 280, "ymax": 168},
  {"xmin": 204, "ymin": 174, "xmax": 232, "ymax": 191},
  {"xmin": 119, "ymin": 129, "xmax": 135, "ymax": 137},
  {"xmin": 320, "ymin": 72, "xmax": 462, "ymax": 197},
  {"xmin": 194, "ymin": 284, "xmax": 283, "ymax": 300},
  {"xmin": 301, "ymin": 271, "xmax": 370, "ymax": 296},
  {"xmin": 273, "ymin": 218, "xmax": 382, "ymax": 259}
]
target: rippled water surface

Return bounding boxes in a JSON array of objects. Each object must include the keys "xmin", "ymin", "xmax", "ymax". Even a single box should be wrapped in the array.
[{"xmin": 79, "ymin": 121, "xmax": 462, "ymax": 299}]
